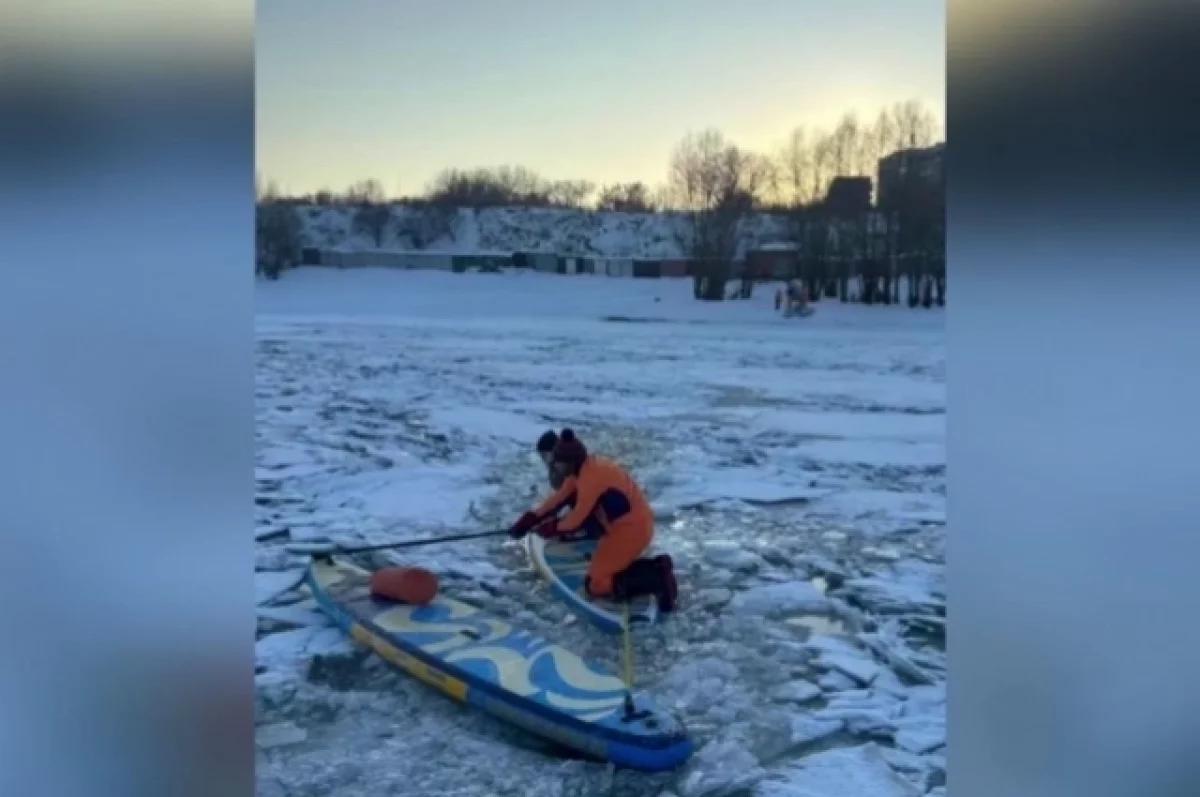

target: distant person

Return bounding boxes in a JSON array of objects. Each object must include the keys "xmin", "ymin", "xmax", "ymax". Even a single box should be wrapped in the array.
[
  {"xmin": 509, "ymin": 429, "xmax": 676, "ymax": 609},
  {"xmin": 785, "ymin": 279, "xmax": 809, "ymax": 316}
]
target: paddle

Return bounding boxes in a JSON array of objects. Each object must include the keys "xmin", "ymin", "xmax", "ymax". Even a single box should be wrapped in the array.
[
  {"xmin": 620, "ymin": 602, "xmax": 651, "ymax": 722},
  {"xmin": 287, "ymin": 528, "xmax": 510, "ymax": 557}
]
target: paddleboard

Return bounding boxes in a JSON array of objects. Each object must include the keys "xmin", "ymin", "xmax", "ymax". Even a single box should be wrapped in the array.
[
  {"xmin": 305, "ymin": 556, "xmax": 691, "ymax": 771},
  {"xmin": 526, "ymin": 533, "xmax": 658, "ymax": 635}
]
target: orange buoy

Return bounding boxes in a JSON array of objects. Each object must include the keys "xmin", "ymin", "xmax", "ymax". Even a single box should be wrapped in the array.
[{"xmin": 370, "ymin": 567, "xmax": 439, "ymax": 605}]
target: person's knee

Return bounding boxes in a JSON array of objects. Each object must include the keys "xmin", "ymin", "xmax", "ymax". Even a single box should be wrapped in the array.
[{"xmin": 585, "ymin": 572, "xmax": 614, "ymax": 597}]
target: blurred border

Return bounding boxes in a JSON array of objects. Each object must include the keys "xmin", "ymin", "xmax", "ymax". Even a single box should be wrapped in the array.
[
  {"xmin": 3, "ymin": 1, "xmax": 1199, "ymax": 795},
  {"xmin": 948, "ymin": 2, "xmax": 1200, "ymax": 796},
  {"xmin": 0, "ymin": 3, "xmax": 254, "ymax": 796}
]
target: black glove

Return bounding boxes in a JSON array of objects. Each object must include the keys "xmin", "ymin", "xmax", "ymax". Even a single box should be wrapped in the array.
[{"xmin": 508, "ymin": 511, "xmax": 538, "ymax": 539}]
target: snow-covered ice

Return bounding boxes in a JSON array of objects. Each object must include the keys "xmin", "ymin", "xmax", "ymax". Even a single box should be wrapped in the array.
[
  {"xmin": 731, "ymin": 581, "xmax": 832, "ymax": 617},
  {"xmin": 756, "ymin": 744, "xmax": 921, "ymax": 797},
  {"xmin": 255, "ymin": 569, "xmax": 305, "ymax": 606},
  {"xmin": 255, "ymin": 269, "xmax": 945, "ymax": 796},
  {"xmin": 770, "ymin": 680, "xmax": 822, "ymax": 704}
]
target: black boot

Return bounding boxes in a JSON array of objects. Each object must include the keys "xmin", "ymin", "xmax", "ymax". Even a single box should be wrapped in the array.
[
  {"xmin": 654, "ymin": 555, "xmax": 677, "ymax": 613},
  {"xmin": 612, "ymin": 559, "xmax": 660, "ymax": 601},
  {"xmin": 612, "ymin": 556, "xmax": 679, "ymax": 614}
]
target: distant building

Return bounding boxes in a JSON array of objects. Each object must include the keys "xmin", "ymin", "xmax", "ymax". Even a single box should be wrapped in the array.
[
  {"xmin": 745, "ymin": 242, "xmax": 799, "ymax": 280},
  {"xmin": 632, "ymin": 258, "xmax": 662, "ymax": 278},
  {"xmin": 824, "ymin": 177, "xmax": 872, "ymax": 216},
  {"xmin": 603, "ymin": 257, "xmax": 634, "ymax": 277},
  {"xmin": 513, "ymin": 251, "xmax": 558, "ymax": 272},
  {"xmin": 659, "ymin": 258, "xmax": 690, "ymax": 278},
  {"xmin": 556, "ymin": 256, "xmax": 598, "ymax": 275},
  {"xmin": 316, "ymin": 249, "xmax": 512, "ymax": 272},
  {"xmin": 452, "ymin": 252, "xmax": 511, "ymax": 272},
  {"xmin": 876, "ymin": 143, "xmax": 944, "ymax": 209}
]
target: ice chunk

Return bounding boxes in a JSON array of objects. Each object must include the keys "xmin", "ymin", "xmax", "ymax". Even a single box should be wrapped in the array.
[
  {"xmin": 702, "ymin": 539, "xmax": 761, "ymax": 571},
  {"xmin": 255, "ymin": 626, "xmax": 353, "ymax": 671},
  {"xmin": 893, "ymin": 716, "xmax": 945, "ymax": 754},
  {"xmin": 732, "ymin": 581, "xmax": 832, "ymax": 617},
  {"xmin": 679, "ymin": 736, "xmax": 763, "ymax": 797},
  {"xmin": 818, "ymin": 671, "xmax": 858, "ymax": 692},
  {"xmin": 858, "ymin": 631, "xmax": 936, "ymax": 686},
  {"xmin": 756, "ymin": 743, "xmax": 920, "ymax": 797},
  {"xmin": 817, "ymin": 653, "xmax": 880, "ymax": 686},
  {"xmin": 902, "ymin": 684, "xmax": 946, "ymax": 714},
  {"xmin": 658, "ymin": 657, "xmax": 744, "ymax": 717},
  {"xmin": 424, "ymin": 407, "xmax": 547, "ymax": 443},
  {"xmin": 256, "ymin": 526, "xmax": 289, "ymax": 542},
  {"xmin": 698, "ymin": 588, "xmax": 734, "ymax": 608},
  {"xmin": 255, "ymin": 569, "xmax": 306, "ymax": 606},
  {"xmin": 868, "ymin": 667, "xmax": 910, "ymax": 698},
  {"xmin": 811, "ymin": 695, "xmax": 898, "ymax": 737},
  {"xmin": 816, "ymin": 689, "xmax": 902, "ymax": 735},
  {"xmin": 256, "ymin": 721, "xmax": 308, "ymax": 749},
  {"xmin": 770, "ymin": 680, "xmax": 821, "ymax": 704},
  {"xmin": 257, "ymin": 604, "xmax": 327, "ymax": 630},
  {"xmin": 788, "ymin": 716, "xmax": 844, "ymax": 746},
  {"xmin": 792, "ymin": 555, "xmax": 847, "ymax": 581},
  {"xmin": 861, "ymin": 546, "xmax": 901, "ymax": 562}
]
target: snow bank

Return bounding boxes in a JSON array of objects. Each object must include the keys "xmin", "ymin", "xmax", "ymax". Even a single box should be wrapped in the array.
[{"xmin": 296, "ymin": 203, "xmax": 793, "ymax": 259}]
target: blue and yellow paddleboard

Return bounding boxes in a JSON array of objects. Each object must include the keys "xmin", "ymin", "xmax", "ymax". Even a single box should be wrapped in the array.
[
  {"xmin": 526, "ymin": 534, "xmax": 658, "ymax": 635},
  {"xmin": 306, "ymin": 557, "xmax": 691, "ymax": 771}
]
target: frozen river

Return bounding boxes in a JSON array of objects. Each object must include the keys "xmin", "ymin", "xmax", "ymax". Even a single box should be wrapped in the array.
[{"xmin": 254, "ymin": 269, "xmax": 946, "ymax": 797}]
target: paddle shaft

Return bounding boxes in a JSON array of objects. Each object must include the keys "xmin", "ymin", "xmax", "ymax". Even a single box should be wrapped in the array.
[
  {"xmin": 303, "ymin": 507, "xmax": 558, "ymax": 557},
  {"xmin": 621, "ymin": 602, "xmax": 637, "ymax": 718},
  {"xmin": 330, "ymin": 528, "xmax": 509, "ymax": 555}
]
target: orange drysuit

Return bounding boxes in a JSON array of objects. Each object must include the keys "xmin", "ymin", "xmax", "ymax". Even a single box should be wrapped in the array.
[{"xmin": 534, "ymin": 455, "xmax": 654, "ymax": 597}]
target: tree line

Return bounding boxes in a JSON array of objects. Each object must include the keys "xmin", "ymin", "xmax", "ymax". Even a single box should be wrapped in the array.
[
  {"xmin": 258, "ymin": 98, "xmax": 944, "ymax": 302},
  {"xmin": 261, "ymin": 100, "xmax": 938, "ymax": 212}
]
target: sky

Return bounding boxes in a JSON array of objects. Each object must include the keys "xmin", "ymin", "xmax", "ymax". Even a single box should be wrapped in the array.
[{"xmin": 256, "ymin": 0, "xmax": 944, "ymax": 197}]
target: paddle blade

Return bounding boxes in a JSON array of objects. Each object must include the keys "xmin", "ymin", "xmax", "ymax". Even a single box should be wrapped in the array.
[{"xmin": 370, "ymin": 567, "xmax": 439, "ymax": 605}]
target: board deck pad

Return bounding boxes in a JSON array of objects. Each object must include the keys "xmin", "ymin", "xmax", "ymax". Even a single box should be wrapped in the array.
[
  {"xmin": 528, "ymin": 533, "xmax": 658, "ymax": 634},
  {"xmin": 306, "ymin": 558, "xmax": 691, "ymax": 771}
]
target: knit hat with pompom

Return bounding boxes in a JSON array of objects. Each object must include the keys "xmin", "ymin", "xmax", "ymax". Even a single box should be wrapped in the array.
[{"xmin": 552, "ymin": 428, "xmax": 588, "ymax": 474}]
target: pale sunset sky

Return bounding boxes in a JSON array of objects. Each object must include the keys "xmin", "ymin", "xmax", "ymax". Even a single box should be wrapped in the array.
[{"xmin": 256, "ymin": 0, "xmax": 944, "ymax": 197}]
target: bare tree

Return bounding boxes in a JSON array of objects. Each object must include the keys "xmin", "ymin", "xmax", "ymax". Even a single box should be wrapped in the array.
[
  {"xmin": 395, "ymin": 203, "xmax": 457, "ymax": 248},
  {"xmin": 870, "ymin": 108, "xmax": 900, "ymax": 161},
  {"xmin": 669, "ymin": 129, "xmax": 765, "ymax": 301},
  {"xmin": 257, "ymin": 175, "xmax": 282, "ymax": 203},
  {"xmin": 777, "ymin": 127, "xmax": 812, "ymax": 207},
  {"xmin": 862, "ymin": 108, "xmax": 901, "ymax": 195},
  {"xmin": 652, "ymin": 183, "xmax": 676, "ymax": 211},
  {"xmin": 809, "ymin": 131, "xmax": 836, "ymax": 204},
  {"xmin": 597, "ymin": 182, "xmax": 655, "ymax": 212},
  {"xmin": 829, "ymin": 113, "xmax": 862, "ymax": 177},
  {"xmin": 344, "ymin": 178, "xmax": 386, "ymax": 205},
  {"xmin": 749, "ymin": 152, "xmax": 784, "ymax": 208},
  {"xmin": 426, "ymin": 165, "xmax": 592, "ymax": 208},
  {"xmin": 256, "ymin": 201, "xmax": 303, "ymax": 279},
  {"xmin": 548, "ymin": 180, "xmax": 595, "ymax": 208},
  {"xmin": 892, "ymin": 100, "xmax": 938, "ymax": 150},
  {"xmin": 352, "ymin": 203, "xmax": 393, "ymax": 248}
]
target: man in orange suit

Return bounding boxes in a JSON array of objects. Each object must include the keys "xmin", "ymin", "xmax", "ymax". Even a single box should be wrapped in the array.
[{"xmin": 509, "ymin": 429, "xmax": 677, "ymax": 611}]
